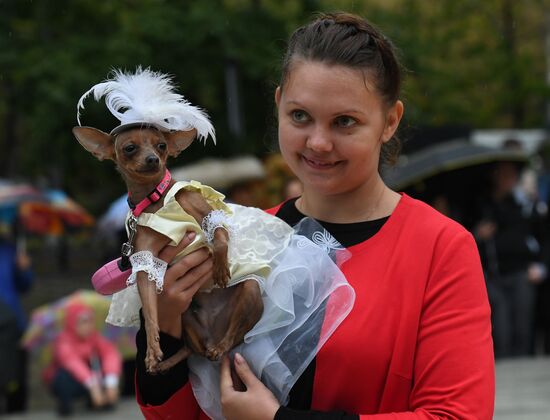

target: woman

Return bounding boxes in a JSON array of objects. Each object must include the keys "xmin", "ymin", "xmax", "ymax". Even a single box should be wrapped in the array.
[
  {"xmin": 135, "ymin": 12, "xmax": 494, "ymax": 419},
  {"xmin": 43, "ymin": 302, "xmax": 122, "ymax": 416}
]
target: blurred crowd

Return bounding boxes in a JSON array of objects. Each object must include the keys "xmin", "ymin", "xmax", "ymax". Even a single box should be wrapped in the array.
[
  {"xmin": 427, "ymin": 140, "xmax": 550, "ymax": 360},
  {"xmin": 1, "ymin": 145, "xmax": 549, "ymax": 416}
]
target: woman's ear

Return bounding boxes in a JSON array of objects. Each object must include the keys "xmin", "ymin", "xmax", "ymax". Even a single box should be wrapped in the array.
[
  {"xmin": 274, "ymin": 87, "xmax": 282, "ymax": 108},
  {"xmin": 382, "ymin": 100, "xmax": 404, "ymax": 143}
]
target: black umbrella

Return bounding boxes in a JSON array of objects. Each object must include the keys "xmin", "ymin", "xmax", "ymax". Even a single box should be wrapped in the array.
[{"xmin": 383, "ymin": 139, "xmax": 530, "ymax": 226}]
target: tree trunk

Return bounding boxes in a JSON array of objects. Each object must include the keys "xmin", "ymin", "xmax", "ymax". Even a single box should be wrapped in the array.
[
  {"xmin": 1, "ymin": 79, "xmax": 19, "ymax": 177},
  {"xmin": 501, "ymin": 0, "xmax": 525, "ymax": 127}
]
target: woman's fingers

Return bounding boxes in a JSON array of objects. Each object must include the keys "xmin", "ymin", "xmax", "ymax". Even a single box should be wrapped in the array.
[
  {"xmin": 233, "ymin": 353, "xmax": 259, "ymax": 388},
  {"xmin": 163, "ymin": 247, "xmax": 211, "ymax": 290},
  {"xmin": 220, "ymin": 353, "xmax": 258, "ymax": 394},
  {"xmin": 158, "ymin": 231, "xmax": 196, "ymax": 263},
  {"xmin": 157, "ymin": 249, "xmax": 212, "ymax": 337},
  {"xmin": 220, "ymin": 355, "xmax": 235, "ymax": 394},
  {"xmin": 185, "ymin": 267, "xmax": 213, "ymax": 296}
]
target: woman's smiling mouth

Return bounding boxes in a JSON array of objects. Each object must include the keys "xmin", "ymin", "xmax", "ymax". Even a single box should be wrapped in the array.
[{"xmin": 302, "ymin": 155, "xmax": 341, "ymax": 169}]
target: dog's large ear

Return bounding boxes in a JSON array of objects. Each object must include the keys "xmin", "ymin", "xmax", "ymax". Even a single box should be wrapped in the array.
[
  {"xmin": 72, "ymin": 127, "xmax": 115, "ymax": 161},
  {"xmin": 164, "ymin": 129, "xmax": 197, "ymax": 158}
]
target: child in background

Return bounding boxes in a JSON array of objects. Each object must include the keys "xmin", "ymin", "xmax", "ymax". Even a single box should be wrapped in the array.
[{"xmin": 42, "ymin": 301, "xmax": 122, "ymax": 416}]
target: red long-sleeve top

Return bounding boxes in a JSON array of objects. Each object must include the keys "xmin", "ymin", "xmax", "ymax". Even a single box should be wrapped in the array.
[{"xmin": 138, "ymin": 194, "xmax": 495, "ymax": 419}]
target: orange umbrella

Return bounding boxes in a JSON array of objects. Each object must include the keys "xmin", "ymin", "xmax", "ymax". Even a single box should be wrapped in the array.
[
  {"xmin": 19, "ymin": 190, "xmax": 94, "ymax": 235},
  {"xmin": 19, "ymin": 202, "xmax": 64, "ymax": 235},
  {"xmin": 45, "ymin": 190, "xmax": 94, "ymax": 229}
]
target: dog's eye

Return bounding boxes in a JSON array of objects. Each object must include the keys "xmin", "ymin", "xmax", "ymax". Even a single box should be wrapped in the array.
[
  {"xmin": 157, "ymin": 143, "xmax": 167, "ymax": 151},
  {"xmin": 123, "ymin": 144, "xmax": 137, "ymax": 154}
]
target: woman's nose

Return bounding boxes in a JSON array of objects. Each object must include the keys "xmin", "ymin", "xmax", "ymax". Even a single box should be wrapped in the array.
[{"xmin": 306, "ymin": 126, "xmax": 333, "ymax": 152}]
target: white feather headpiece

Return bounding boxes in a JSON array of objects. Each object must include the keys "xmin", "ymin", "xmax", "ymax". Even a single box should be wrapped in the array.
[{"xmin": 76, "ymin": 66, "xmax": 216, "ymax": 144}]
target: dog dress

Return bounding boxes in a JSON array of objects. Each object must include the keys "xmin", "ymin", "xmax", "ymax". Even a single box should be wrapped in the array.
[{"xmin": 105, "ymin": 180, "xmax": 355, "ymax": 420}]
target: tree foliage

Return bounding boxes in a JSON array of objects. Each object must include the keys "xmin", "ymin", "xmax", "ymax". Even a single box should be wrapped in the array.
[{"xmin": 1, "ymin": 0, "xmax": 548, "ymax": 213}]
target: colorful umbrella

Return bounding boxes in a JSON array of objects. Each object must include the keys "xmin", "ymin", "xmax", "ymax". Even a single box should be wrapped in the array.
[
  {"xmin": 22, "ymin": 289, "xmax": 137, "ymax": 368},
  {"xmin": 18, "ymin": 190, "xmax": 94, "ymax": 235},
  {"xmin": 45, "ymin": 190, "xmax": 95, "ymax": 229},
  {"xmin": 0, "ymin": 180, "xmax": 47, "ymax": 224}
]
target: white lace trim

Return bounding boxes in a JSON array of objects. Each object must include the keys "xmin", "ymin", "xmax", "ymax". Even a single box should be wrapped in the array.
[
  {"xmin": 126, "ymin": 250, "xmax": 167, "ymax": 293},
  {"xmin": 201, "ymin": 209, "xmax": 231, "ymax": 244},
  {"xmin": 311, "ymin": 230, "xmax": 345, "ymax": 253}
]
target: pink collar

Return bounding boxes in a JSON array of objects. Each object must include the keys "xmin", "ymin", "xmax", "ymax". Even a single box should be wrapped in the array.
[{"xmin": 128, "ymin": 169, "xmax": 172, "ymax": 217}]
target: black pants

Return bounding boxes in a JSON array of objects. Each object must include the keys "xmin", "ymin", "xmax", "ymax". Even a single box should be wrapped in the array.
[
  {"xmin": 50, "ymin": 368, "xmax": 89, "ymax": 415},
  {"xmin": 487, "ymin": 270, "xmax": 535, "ymax": 358},
  {"xmin": 0, "ymin": 348, "xmax": 29, "ymax": 414}
]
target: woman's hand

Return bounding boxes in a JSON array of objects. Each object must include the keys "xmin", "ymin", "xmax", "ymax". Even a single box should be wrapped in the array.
[
  {"xmin": 157, "ymin": 232, "xmax": 213, "ymax": 338},
  {"xmin": 220, "ymin": 353, "xmax": 280, "ymax": 420}
]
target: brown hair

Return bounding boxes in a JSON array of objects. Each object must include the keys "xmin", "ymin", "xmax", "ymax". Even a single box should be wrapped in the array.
[{"xmin": 280, "ymin": 12, "xmax": 403, "ymax": 166}]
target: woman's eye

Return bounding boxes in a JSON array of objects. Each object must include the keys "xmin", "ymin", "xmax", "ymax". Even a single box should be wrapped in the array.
[
  {"xmin": 291, "ymin": 110, "xmax": 310, "ymax": 123},
  {"xmin": 335, "ymin": 116, "xmax": 357, "ymax": 128},
  {"xmin": 123, "ymin": 144, "xmax": 136, "ymax": 154},
  {"xmin": 157, "ymin": 143, "xmax": 167, "ymax": 151}
]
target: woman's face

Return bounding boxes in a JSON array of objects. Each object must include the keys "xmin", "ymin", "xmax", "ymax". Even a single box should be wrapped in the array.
[{"xmin": 276, "ymin": 61, "xmax": 402, "ymax": 197}]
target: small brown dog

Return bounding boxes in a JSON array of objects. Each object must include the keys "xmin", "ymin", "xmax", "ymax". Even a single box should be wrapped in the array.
[{"xmin": 73, "ymin": 69, "xmax": 263, "ymax": 373}]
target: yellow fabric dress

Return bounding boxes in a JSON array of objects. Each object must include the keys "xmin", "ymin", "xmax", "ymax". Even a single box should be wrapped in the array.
[
  {"xmin": 106, "ymin": 180, "xmax": 294, "ymax": 327},
  {"xmin": 104, "ymin": 180, "xmax": 355, "ymax": 420}
]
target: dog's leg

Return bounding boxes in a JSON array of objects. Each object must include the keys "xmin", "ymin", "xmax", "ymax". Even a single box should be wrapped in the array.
[
  {"xmin": 132, "ymin": 228, "xmax": 172, "ymax": 374},
  {"xmin": 205, "ymin": 279, "xmax": 263, "ymax": 361},
  {"xmin": 156, "ymin": 346, "xmax": 192, "ymax": 373},
  {"xmin": 181, "ymin": 302, "xmax": 212, "ymax": 355},
  {"xmin": 174, "ymin": 189, "xmax": 230, "ymax": 288},
  {"xmin": 137, "ymin": 273, "xmax": 164, "ymax": 373}
]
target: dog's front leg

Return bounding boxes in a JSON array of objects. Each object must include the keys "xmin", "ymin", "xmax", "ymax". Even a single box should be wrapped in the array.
[
  {"xmin": 133, "ymin": 227, "xmax": 171, "ymax": 374},
  {"xmin": 175, "ymin": 189, "xmax": 230, "ymax": 287},
  {"xmin": 211, "ymin": 228, "xmax": 230, "ymax": 288},
  {"xmin": 136, "ymin": 272, "xmax": 164, "ymax": 373}
]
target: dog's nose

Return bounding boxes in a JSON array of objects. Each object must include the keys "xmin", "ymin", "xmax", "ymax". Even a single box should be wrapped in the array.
[{"xmin": 146, "ymin": 155, "xmax": 160, "ymax": 166}]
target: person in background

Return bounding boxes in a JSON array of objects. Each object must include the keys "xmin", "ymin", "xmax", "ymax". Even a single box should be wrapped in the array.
[
  {"xmin": 42, "ymin": 301, "xmax": 122, "ymax": 416},
  {"xmin": 0, "ymin": 222, "xmax": 33, "ymax": 414},
  {"xmin": 474, "ymin": 160, "xmax": 547, "ymax": 358},
  {"xmin": 132, "ymin": 11, "xmax": 494, "ymax": 419}
]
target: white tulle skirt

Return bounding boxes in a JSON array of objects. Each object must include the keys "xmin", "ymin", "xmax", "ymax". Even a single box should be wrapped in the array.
[
  {"xmin": 188, "ymin": 213, "xmax": 355, "ymax": 420},
  {"xmin": 106, "ymin": 205, "xmax": 355, "ymax": 420}
]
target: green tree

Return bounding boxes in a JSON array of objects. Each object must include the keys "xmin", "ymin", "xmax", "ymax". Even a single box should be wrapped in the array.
[{"xmin": 1, "ymin": 0, "xmax": 548, "ymax": 214}]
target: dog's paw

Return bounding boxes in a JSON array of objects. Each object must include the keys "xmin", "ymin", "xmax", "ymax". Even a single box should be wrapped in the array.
[
  {"xmin": 212, "ymin": 253, "xmax": 230, "ymax": 288},
  {"xmin": 205, "ymin": 346, "xmax": 224, "ymax": 361},
  {"xmin": 205, "ymin": 340, "xmax": 232, "ymax": 361},
  {"xmin": 145, "ymin": 343, "xmax": 164, "ymax": 374},
  {"xmin": 213, "ymin": 265, "xmax": 230, "ymax": 288}
]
